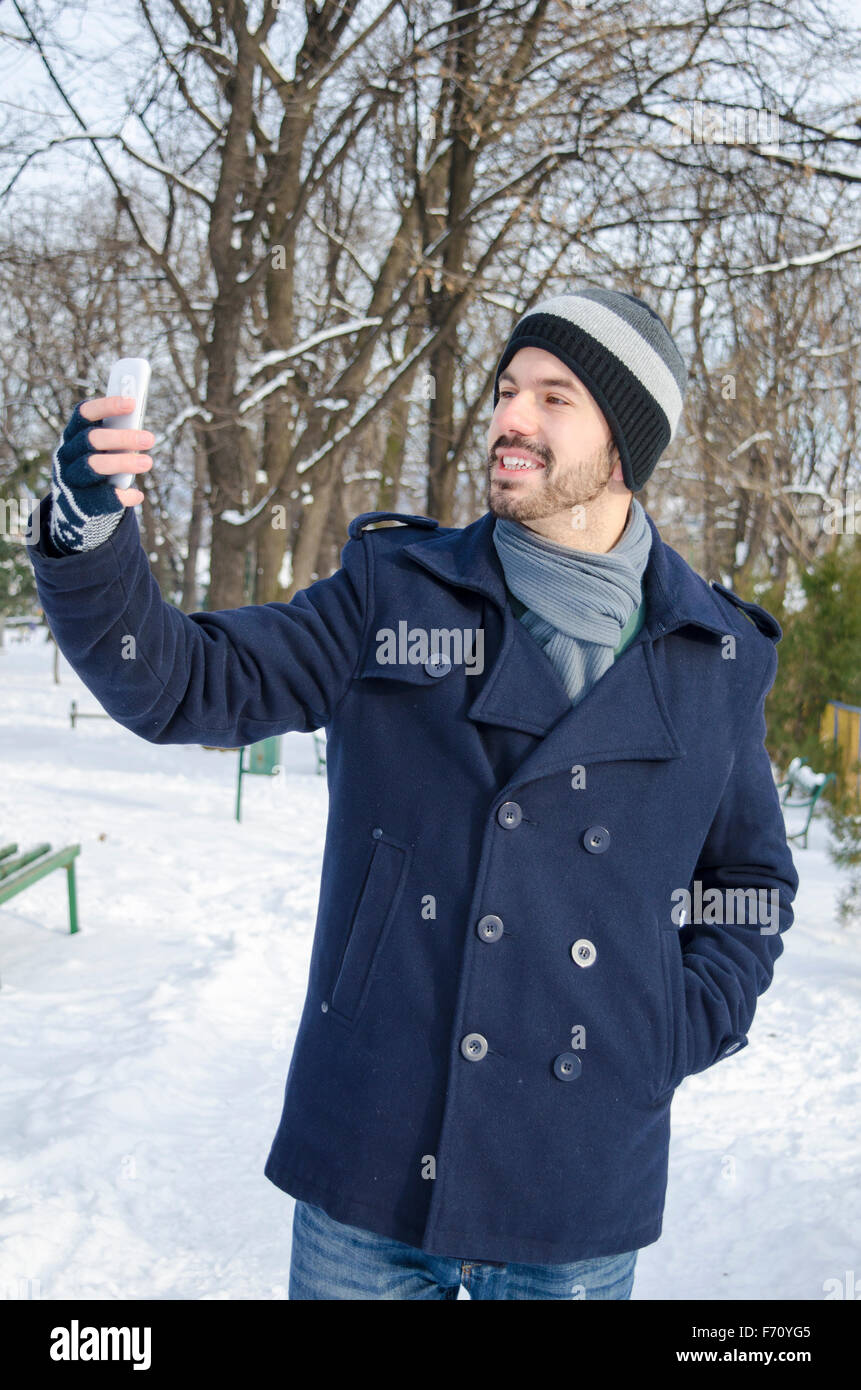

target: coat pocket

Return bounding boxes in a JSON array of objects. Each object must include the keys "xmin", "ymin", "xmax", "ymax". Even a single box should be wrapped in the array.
[
  {"xmin": 655, "ymin": 925, "xmax": 688, "ymax": 1098},
  {"xmin": 329, "ymin": 832, "xmax": 411, "ymax": 1024}
]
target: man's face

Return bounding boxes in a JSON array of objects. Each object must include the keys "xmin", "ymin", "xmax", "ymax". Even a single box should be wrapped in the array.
[{"xmin": 486, "ymin": 346, "xmax": 623, "ymax": 522}]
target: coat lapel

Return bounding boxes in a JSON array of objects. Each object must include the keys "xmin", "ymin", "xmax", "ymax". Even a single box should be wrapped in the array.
[{"xmin": 401, "ymin": 509, "xmax": 734, "ymax": 782}]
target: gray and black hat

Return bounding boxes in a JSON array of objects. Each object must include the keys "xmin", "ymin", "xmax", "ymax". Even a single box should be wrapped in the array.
[{"xmin": 492, "ymin": 288, "xmax": 688, "ymax": 492}]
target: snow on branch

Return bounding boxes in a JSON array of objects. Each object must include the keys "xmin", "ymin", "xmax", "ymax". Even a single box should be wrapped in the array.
[
  {"xmin": 220, "ymin": 334, "xmax": 429, "ymax": 526},
  {"xmin": 700, "ymin": 237, "xmax": 861, "ymax": 286},
  {"xmin": 727, "ymin": 431, "xmax": 773, "ymax": 461},
  {"xmin": 238, "ymin": 368, "xmax": 297, "ymax": 415},
  {"xmin": 257, "ymin": 43, "xmax": 293, "ymax": 88},
  {"xmin": 116, "ymin": 139, "xmax": 213, "ymax": 203},
  {"xmin": 308, "ymin": 215, "xmax": 376, "ymax": 284},
  {"xmin": 235, "ymin": 319, "xmax": 383, "ymax": 396},
  {"xmin": 155, "ymin": 404, "xmax": 213, "ymax": 443}
]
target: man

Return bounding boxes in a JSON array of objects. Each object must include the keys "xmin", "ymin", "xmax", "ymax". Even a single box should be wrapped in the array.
[{"xmin": 27, "ymin": 288, "xmax": 798, "ymax": 1301}]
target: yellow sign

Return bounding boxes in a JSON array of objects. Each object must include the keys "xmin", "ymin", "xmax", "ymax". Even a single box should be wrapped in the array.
[{"xmin": 820, "ymin": 701, "xmax": 861, "ymax": 800}]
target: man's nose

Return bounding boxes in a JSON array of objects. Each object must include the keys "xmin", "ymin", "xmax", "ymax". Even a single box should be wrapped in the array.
[{"xmin": 496, "ymin": 391, "xmax": 540, "ymax": 435}]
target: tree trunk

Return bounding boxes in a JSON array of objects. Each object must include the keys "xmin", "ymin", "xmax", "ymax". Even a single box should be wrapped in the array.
[
  {"xmin": 377, "ymin": 319, "xmax": 424, "ymax": 511},
  {"xmin": 180, "ymin": 440, "xmax": 208, "ymax": 612},
  {"xmin": 286, "ymin": 450, "xmax": 341, "ymax": 597},
  {"xmin": 207, "ymin": 516, "xmax": 249, "ymax": 611},
  {"xmin": 424, "ymin": 0, "xmax": 478, "ymax": 523},
  {"xmin": 425, "ymin": 330, "xmax": 459, "ymax": 522},
  {"xmin": 255, "ymin": 497, "xmax": 293, "ymax": 602}
]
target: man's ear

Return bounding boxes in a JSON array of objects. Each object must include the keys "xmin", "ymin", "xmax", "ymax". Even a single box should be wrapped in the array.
[{"xmin": 609, "ymin": 439, "xmax": 625, "ymax": 482}]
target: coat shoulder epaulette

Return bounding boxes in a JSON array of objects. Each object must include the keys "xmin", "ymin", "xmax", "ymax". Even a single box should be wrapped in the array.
[
  {"xmin": 710, "ymin": 580, "xmax": 782, "ymax": 643},
  {"xmin": 348, "ymin": 510, "xmax": 440, "ymax": 540}
]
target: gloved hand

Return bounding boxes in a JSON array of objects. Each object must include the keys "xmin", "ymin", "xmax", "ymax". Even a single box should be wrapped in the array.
[{"xmin": 49, "ymin": 401, "xmax": 136, "ymax": 554}]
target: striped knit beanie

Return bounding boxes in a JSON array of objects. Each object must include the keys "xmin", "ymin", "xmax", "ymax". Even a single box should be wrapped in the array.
[{"xmin": 492, "ymin": 288, "xmax": 688, "ymax": 493}]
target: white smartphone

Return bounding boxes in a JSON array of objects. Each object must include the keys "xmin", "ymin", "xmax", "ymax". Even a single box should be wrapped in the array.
[{"xmin": 102, "ymin": 358, "xmax": 151, "ymax": 489}]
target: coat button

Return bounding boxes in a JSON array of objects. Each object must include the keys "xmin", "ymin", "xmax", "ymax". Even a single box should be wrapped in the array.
[
  {"xmin": 583, "ymin": 824, "xmax": 610, "ymax": 853},
  {"xmin": 553, "ymin": 1052, "xmax": 582, "ymax": 1081},
  {"xmin": 425, "ymin": 651, "xmax": 452, "ymax": 677},
  {"xmin": 461, "ymin": 1032, "xmax": 488, "ymax": 1061},
  {"xmin": 571, "ymin": 938, "xmax": 597, "ymax": 967},
  {"xmin": 497, "ymin": 801, "xmax": 522, "ymax": 829},
  {"xmin": 476, "ymin": 914, "xmax": 504, "ymax": 942},
  {"xmin": 371, "ymin": 827, "xmax": 383, "ymax": 839}
]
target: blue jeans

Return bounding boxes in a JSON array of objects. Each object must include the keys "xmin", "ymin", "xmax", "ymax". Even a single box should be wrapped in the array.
[{"xmin": 289, "ymin": 1199, "xmax": 638, "ymax": 1300}]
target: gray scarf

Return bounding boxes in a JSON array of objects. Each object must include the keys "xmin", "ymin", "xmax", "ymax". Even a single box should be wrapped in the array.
[{"xmin": 492, "ymin": 498, "xmax": 652, "ymax": 704}]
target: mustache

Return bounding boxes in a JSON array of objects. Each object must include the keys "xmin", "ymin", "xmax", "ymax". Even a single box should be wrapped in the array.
[{"xmin": 490, "ymin": 440, "xmax": 552, "ymax": 466}]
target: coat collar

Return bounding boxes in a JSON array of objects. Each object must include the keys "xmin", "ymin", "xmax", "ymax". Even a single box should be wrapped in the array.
[
  {"xmin": 401, "ymin": 508, "xmax": 730, "ymax": 643},
  {"xmin": 399, "ymin": 509, "xmax": 730, "ymax": 785}
]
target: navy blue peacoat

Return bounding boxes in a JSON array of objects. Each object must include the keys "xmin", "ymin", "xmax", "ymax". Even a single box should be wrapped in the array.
[{"xmin": 26, "ymin": 494, "xmax": 799, "ymax": 1265}]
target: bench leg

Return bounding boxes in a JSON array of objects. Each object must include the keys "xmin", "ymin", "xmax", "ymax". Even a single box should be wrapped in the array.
[
  {"xmin": 66, "ymin": 860, "xmax": 79, "ymax": 934},
  {"xmin": 800, "ymin": 810, "xmax": 814, "ymax": 850}
]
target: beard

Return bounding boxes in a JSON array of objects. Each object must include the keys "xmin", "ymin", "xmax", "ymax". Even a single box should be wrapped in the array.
[{"xmin": 486, "ymin": 438, "xmax": 617, "ymax": 521}]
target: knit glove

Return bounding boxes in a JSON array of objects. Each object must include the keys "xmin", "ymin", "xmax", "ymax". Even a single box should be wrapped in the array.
[{"xmin": 48, "ymin": 401, "xmax": 127, "ymax": 555}]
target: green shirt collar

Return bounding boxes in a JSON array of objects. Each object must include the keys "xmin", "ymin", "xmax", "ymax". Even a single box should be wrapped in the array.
[{"xmin": 614, "ymin": 598, "xmax": 645, "ymax": 655}]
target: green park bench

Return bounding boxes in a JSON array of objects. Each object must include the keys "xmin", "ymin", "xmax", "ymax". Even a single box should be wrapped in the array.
[
  {"xmin": 69, "ymin": 699, "xmax": 110, "ymax": 729},
  {"xmin": 235, "ymin": 735, "xmax": 283, "ymax": 821},
  {"xmin": 234, "ymin": 731, "xmax": 327, "ymax": 819},
  {"xmin": 0, "ymin": 840, "xmax": 81, "ymax": 951},
  {"xmin": 776, "ymin": 756, "xmax": 836, "ymax": 850}
]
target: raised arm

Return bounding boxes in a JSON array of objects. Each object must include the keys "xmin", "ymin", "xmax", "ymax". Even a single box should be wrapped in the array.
[{"xmin": 26, "ymin": 492, "xmax": 368, "ymax": 747}]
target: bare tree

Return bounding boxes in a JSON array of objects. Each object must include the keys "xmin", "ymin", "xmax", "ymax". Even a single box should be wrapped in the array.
[{"xmin": 1, "ymin": 0, "xmax": 858, "ymax": 614}]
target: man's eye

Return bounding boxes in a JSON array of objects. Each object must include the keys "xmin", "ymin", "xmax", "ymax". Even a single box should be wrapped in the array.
[{"xmin": 499, "ymin": 389, "xmax": 570, "ymax": 404}]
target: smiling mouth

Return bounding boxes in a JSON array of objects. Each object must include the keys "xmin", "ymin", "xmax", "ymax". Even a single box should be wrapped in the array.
[{"xmin": 494, "ymin": 452, "xmax": 546, "ymax": 472}]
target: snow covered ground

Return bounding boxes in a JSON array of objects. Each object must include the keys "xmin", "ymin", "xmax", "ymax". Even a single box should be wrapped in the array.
[{"xmin": 0, "ymin": 628, "xmax": 858, "ymax": 1301}]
